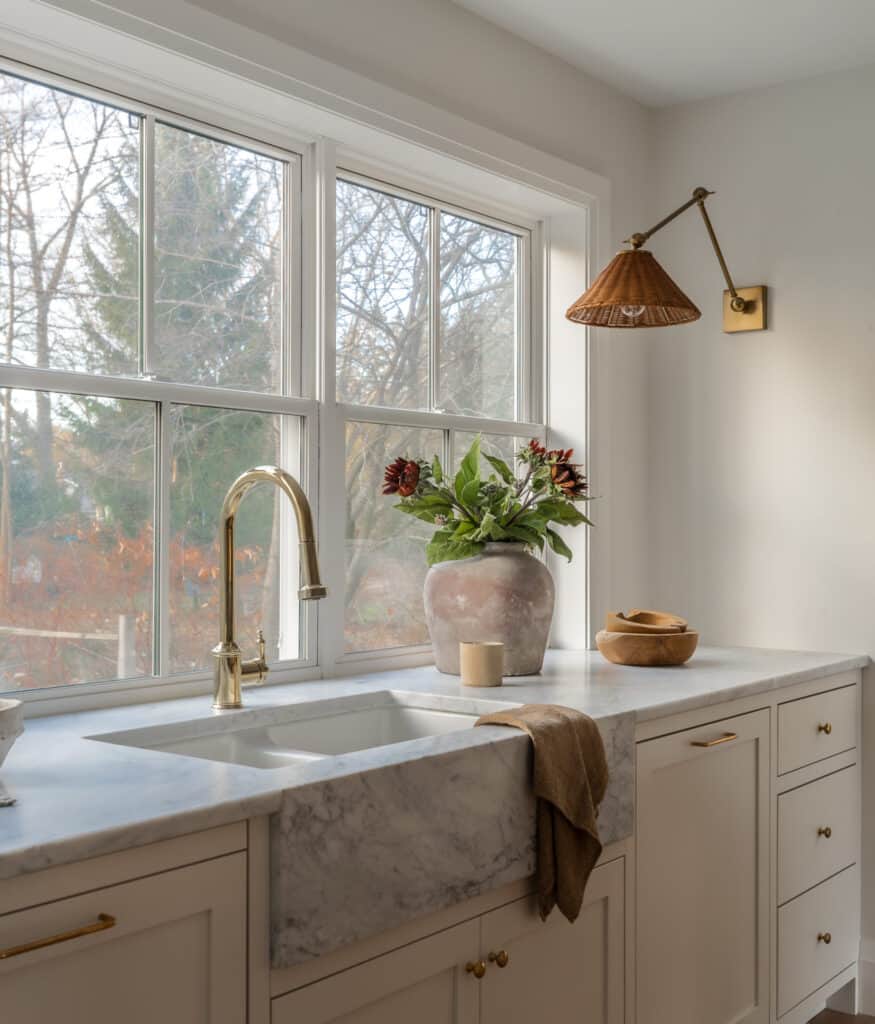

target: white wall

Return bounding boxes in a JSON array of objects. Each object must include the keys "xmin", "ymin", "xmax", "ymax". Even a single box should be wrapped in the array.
[
  {"xmin": 650, "ymin": 62, "xmax": 875, "ymax": 995},
  {"xmin": 50, "ymin": 0, "xmax": 656, "ymax": 616}
]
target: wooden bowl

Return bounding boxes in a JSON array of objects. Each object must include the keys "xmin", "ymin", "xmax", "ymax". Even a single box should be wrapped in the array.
[
  {"xmin": 627, "ymin": 609, "xmax": 688, "ymax": 631},
  {"xmin": 604, "ymin": 610, "xmax": 687, "ymax": 635},
  {"xmin": 596, "ymin": 629, "xmax": 699, "ymax": 667}
]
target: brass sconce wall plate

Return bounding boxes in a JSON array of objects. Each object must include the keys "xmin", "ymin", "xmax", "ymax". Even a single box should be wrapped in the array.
[{"xmin": 723, "ymin": 286, "xmax": 766, "ymax": 333}]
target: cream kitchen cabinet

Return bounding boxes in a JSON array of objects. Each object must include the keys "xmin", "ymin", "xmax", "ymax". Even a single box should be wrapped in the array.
[
  {"xmin": 271, "ymin": 855, "xmax": 626, "ymax": 1024},
  {"xmin": 636, "ymin": 708, "xmax": 770, "ymax": 1024},
  {"xmin": 0, "ymin": 824, "xmax": 247, "ymax": 1024}
]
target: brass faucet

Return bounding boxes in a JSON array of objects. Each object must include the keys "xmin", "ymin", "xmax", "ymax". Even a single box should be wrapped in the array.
[{"xmin": 212, "ymin": 465, "xmax": 327, "ymax": 710}]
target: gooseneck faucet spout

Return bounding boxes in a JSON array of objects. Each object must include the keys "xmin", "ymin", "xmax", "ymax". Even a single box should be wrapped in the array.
[{"xmin": 212, "ymin": 465, "xmax": 327, "ymax": 710}]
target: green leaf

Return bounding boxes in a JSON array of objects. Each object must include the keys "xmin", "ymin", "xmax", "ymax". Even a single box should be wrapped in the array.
[
  {"xmin": 426, "ymin": 534, "xmax": 483, "ymax": 566},
  {"xmin": 544, "ymin": 526, "xmax": 573, "ymax": 562},
  {"xmin": 503, "ymin": 524, "xmax": 544, "ymax": 550},
  {"xmin": 483, "ymin": 453, "xmax": 514, "ymax": 484},
  {"xmin": 432, "ymin": 454, "xmax": 443, "ymax": 484},
  {"xmin": 460, "ymin": 477, "xmax": 482, "ymax": 509},
  {"xmin": 471, "ymin": 511, "xmax": 501, "ymax": 541},
  {"xmin": 535, "ymin": 499, "xmax": 588, "ymax": 526},
  {"xmin": 454, "ymin": 436, "xmax": 481, "ymax": 501}
]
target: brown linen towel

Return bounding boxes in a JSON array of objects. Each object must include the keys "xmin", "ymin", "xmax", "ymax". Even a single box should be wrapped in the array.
[{"xmin": 475, "ymin": 704, "xmax": 608, "ymax": 923}]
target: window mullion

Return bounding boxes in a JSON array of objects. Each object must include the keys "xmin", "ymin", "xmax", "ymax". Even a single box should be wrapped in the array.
[
  {"xmin": 154, "ymin": 400, "xmax": 171, "ymax": 678},
  {"xmin": 428, "ymin": 205, "xmax": 441, "ymax": 413},
  {"xmin": 141, "ymin": 114, "xmax": 156, "ymax": 379}
]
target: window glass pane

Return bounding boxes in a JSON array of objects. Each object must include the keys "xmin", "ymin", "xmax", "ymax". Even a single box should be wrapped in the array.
[
  {"xmin": 169, "ymin": 405, "xmax": 302, "ymax": 673},
  {"xmin": 336, "ymin": 179, "xmax": 429, "ymax": 410},
  {"xmin": 439, "ymin": 213, "xmax": 518, "ymax": 419},
  {"xmin": 0, "ymin": 73, "xmax": 140, "ymax": 376},
  {"xmin": 345, "ymin": 422, "xmax": 442, "ymax": 651},
  {"xmin": 0, "ymin": 388, "xmax": 154, "ymax": 690},
  {"xmin": 154, "ymin": 124, "xmax": 285, "ymax": 392}
]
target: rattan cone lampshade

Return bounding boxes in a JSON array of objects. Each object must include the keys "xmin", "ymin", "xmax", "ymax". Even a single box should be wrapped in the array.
[{"xmin": 565, "ymin": 249, "xmax": 701, "ymax": 328}]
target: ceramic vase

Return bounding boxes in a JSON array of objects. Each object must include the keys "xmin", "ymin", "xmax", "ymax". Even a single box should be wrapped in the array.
[{"xmin": 423, "ymin": 542, "xmax": 555, "ymax": 676}]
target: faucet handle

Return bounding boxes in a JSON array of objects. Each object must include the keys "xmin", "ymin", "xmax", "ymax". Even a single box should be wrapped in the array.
[
  {"xmin": 256, "ymin": 628, "xmax": 266, "ymax": 664},
  {"xmin": 241, "ymin": 628, "xmax": 269, "ymax": 685}
]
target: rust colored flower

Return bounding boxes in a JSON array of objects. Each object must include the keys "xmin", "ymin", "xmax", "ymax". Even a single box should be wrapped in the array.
[
  {"xmin": 550, "ymin": 461, "xmax": 587, "ymax": 498},
  {"xmin": 548, "ymin": 447, "xmax": 574, "ymax": 464},
  {"xmin": 383, "ymin": 457, "xmax": 421, "ymax": 497}
]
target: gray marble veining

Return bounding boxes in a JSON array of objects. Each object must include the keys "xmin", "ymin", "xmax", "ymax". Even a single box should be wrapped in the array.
[
  {"xmin": 270, "ymin": 710, "xmax": 633, "ymax": 966},
  {"xmin": 0, "ymin": 645, "xmax": 867, "ymax": 966}
]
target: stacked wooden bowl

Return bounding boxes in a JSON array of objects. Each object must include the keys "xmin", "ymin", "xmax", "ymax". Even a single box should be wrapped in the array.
[{"xmin": 596, "ymin": 610, "xmax": 698, "ymax": 667}]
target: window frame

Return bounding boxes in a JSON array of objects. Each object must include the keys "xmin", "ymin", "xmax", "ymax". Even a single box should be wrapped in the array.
[
  {"xmin": 0, "ymin": 57, "xmax": 320, "ymax": 705},
  {"xmin": 329, "ymin": 165, "xmax": 546, "ymax": 666}
]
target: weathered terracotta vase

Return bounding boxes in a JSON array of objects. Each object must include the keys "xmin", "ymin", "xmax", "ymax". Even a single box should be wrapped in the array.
[{"xmin": 423, "ymin": 542, "xmax": 555, "ymax": 676}]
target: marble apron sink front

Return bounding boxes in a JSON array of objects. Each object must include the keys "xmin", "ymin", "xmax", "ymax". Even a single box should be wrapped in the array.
[
  {"xmin": 91, "ymin": 688, "xmax": 633, "ymax": 969},
  {"xmin": 268, "ymin": 703, "xmax": 633, "ymax": 968}
]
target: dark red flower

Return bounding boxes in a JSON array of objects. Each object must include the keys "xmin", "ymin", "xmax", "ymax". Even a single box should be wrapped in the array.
[
  {"xmin": 383, "ymin": 457, "xmax": 421, "ymax": 497},
  {"xmin": 550, "ymin": 461, "xmax": 587, "ymax": 498},
  {"xmin": 527, "ymin": 439, "xmax": 548, "ymax": 458}
]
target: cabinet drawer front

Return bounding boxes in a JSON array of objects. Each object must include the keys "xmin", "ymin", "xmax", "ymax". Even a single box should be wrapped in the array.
[
  {"xmin": 778, "ymin": 686, "xmax": 857, "ymax": 775},
  {"xmin": 777, "ymin": 865, "xmax": 859, "ymax": 1017},
  {"xmin": 778, "ymin": 765, "xmax": 858, "ymax": 904}
]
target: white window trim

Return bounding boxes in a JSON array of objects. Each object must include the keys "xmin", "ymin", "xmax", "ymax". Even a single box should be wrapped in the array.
[{"xmin": 0, "ymin": 0, "xmax": 609, "ymax": 714}]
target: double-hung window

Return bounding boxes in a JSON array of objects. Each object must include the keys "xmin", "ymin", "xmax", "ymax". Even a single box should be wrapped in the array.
[
  {"xmin": 0, "ymin": 60, "xmax": 545, "ymax": 698},
  {"xmin": 336, "ymin": 174, "xmax": 542, "ymax": 654},
  {"xmin": 0, "ymin": 68, "xmax": 312, "ymax": 692}
]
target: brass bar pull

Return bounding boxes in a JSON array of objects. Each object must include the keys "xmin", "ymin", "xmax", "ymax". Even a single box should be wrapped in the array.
[
  {"xmin": 818, "ymin": 932, "xmax": 832, "ymax": 945},
  {"xmin": 488, "ymin": 950, "xmax": 510, "ymax": 968},
  {"xmin": 465, "ymin": 960, "xmax": 487, "ymax": 979},
  {"xmin": 0, "ymin": 913, "xmax": 116, "ymax": 960},
  {"xmin": 691, "ymin": 732, "xmax": 738, "ymax": 748},
  {"xmin": 818, "ymin": 722, "xmax": 833, "ymax": 735},
  {"xmin": 818, "ymin": 826, "xmax": 833, "ymax": 839}
]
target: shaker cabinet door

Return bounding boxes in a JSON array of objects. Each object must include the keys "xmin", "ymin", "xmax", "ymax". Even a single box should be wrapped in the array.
[
  {"xmin": 636, "ymin": 708, "xmax": 770, "ymax": 1024},
  {"xmin": 0, "ymin": 852, "xmax": 247, "ymax": 1024},
  {"xmin": 478, "ymin": 856, "xmax": 625, "ymax": 1024},
  {"xmin": 271, "ymin": 919, "xmax": 480, "ymax": 1024}
]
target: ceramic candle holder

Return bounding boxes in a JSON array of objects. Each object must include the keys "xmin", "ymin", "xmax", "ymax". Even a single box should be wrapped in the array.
[{"xmin": 459, "ymin": 641, "xmax": 504, "ymax": 687}]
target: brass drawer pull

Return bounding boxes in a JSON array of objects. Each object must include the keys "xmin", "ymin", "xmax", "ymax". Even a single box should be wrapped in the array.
[
  {"xmin": 691, "ymin": 732, "xmax": 738, "ymax": 748},
  {"xmin": 817, "ymin": 722, "xmax": 833, "ymax": 735},
  {"xmin": 817, "ymin": 826, "xmax": 833, "ymax": 839},
  {"xmin": 488, "ymin": 949, "xmax": 510, "ymax": 968},
  {"xmin": 465, "ymin": 960, "xmax": 487, "ymax": 979},
  {"xmin": 0, "ymin": 913, "xmax": 116, "ymax": 960},
  {"xmin": 818, "ymin": 931, "xmax": 832, "ymax": 944}
]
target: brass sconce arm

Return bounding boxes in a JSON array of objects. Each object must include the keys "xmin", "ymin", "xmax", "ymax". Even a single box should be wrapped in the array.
[{"xmin": 625, "ymin": 187, "xmax": 746, "ymax": 312}]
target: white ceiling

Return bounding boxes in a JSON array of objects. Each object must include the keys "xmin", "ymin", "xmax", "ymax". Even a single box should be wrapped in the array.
[{"xmin": 452, "ymin": 0, "xmax": 875, "ymax": 106}]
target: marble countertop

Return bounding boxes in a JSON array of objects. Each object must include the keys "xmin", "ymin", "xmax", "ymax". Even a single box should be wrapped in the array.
[{"xmin": 0, "ymin": 645, "xmax": 867, "ymax": 885}]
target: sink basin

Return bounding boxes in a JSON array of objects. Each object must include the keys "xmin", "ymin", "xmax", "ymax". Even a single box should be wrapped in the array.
[{"xmin": 90, "ymin": 692, "xmax": 484, "ymax": 770}]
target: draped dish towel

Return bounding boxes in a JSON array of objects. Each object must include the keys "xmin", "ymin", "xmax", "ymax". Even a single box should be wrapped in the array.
[{"xmin": 475, "ymin": 704, "xmax": 608, "ymax": 922}]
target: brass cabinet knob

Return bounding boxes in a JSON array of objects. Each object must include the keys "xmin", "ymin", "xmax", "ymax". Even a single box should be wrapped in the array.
[
  {"xmin": 817, "ymin": 722, "xmax": 833, "ymax": 735},
  {"xmin": 817, "ymin": 826, "xmax": 833, "ymax": 839},
  {"xmin": 488, "ymin": 949, "xmax": 510, "ymax": 968},
  {"xmin": 465, "ymin": 960, "xmax": 487, "ymax": 979},
  {"xmin": 818, "ymin": 932, "xmax": 832, "ymax": 945}
]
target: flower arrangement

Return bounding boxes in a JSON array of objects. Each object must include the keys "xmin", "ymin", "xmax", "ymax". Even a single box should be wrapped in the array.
[{"xmin": 382, "ymin": 436, "xmax": 592, "ymax": 566}]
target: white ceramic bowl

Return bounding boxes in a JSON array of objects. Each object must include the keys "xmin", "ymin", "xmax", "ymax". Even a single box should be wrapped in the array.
[{"xmin": 0, "ymin": 699, "xmax": 23, "ymax": 769}]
